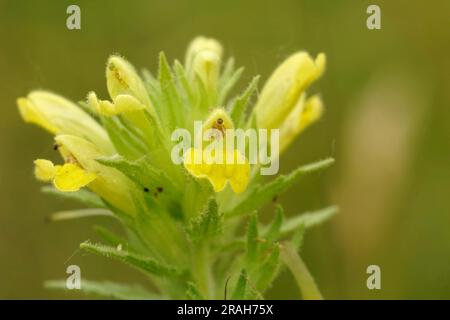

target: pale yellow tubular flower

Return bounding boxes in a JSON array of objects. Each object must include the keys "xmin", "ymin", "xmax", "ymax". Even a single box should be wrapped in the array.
[
  {"xmin": 17, "ymin": 91, "xmax": 115, "ymax": 154},
  {"xmin": 54, "ymin": 134, "xmax": 137, "ymax": 215},
  {"xmin": 279, "ymin": 95, "xmax": 324, "ymax": 153},
  {"xmin": 185, "ymin": 36, "xmax": 223, "ymax": 89},
  {"xmin": 34, "ymin": 159, "xmax": 96, "ymax": 192},
  {"xmin": 254, "ymin": 52, "xmax": 326, "ymax": 130}
]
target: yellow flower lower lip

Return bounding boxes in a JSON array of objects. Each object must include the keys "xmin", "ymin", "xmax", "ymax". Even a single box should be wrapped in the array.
[
  {"xmin": 34, "ymin": 159, "xmax": 96, "ymax": 192},
  {"xmin": 183, "ymin": 148, "xmax": 250, "ymax": 194}
]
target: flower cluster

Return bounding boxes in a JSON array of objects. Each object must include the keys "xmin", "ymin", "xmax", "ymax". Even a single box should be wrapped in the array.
[{"xmin": 18, "ymin": 37, "xmax": 335, "ymax": 299}]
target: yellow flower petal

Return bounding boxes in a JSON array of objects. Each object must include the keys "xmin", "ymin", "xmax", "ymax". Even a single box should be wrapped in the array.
[
  {"xmin": 229, "ymin": 150, "xmax": 250, "ymax": 194},
  {"xmin": 183, "ymin": 148, "xmax": 249, "ymax": 194},
  {"xmin": 18, "ymin": 98, "xmax": 58, "ymax": 133},
  {"xmin": 17, "ymin": 91, "xmax": 114, "ymax": 154},
  {"xmin": 55, "ymin": 135, "xmax": 137, "ymax": 214},
  {"xmin": 88, "ymin": 92, "xmax": 145, "ymax": 116},
  {"xmin": 34, "ymin": 159, "xmax": 56, "ymax": 181},
  {"xmin": 53, "ymin": 163, "xmax": 96, "ymax": 192}
]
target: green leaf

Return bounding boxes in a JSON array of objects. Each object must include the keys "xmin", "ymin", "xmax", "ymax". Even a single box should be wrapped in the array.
[
  {"xmin": 93, "ymin": 225, "xmax": 129, "ymax": 248},
  {"xmin": 41, "ymin": 186, "xmax": 104, "ymax": 208},
  {"xmin": 45, "ymin": 279, "xmax": 162, "ymax": 300},
  {"xmin": 80, "ymin": 241, "xmax": 185, "ymax": 278},
  {"xmin": 229, "ymin": 75, "xmax": 260, "ymax": 126},
  {"xmin": 261, "ymin": 205, "xmax": 284, "ymax": 252},
  {"xmin": 182, "ymin": 172, "xmax": 215, "ymax": 220},
  {"xmin": 48, "ymin": 208, "xmax": 114, "ymax": 222},
  {"xmin": 231, "ymin": 270, "xmax": 247, "ymax": 300},
  {"xmin": 158, "ymin": 52, "xmax": 183, "ymax": 130},
  {"xmin": 173, "ymin": 60, "xmax": 195, "ymax": 106},
  {"xmin": 245, "ymin": 213, "xmax": 259, "ymax": 270},
  {"xmin": 186, "ymin": 198, "xmax": 222, "ymax": 244},
  {"xmin": 219, "ymin": 57, "xmax": 235, "ymax": 87},
  {"xmin": 96, "ymin": 155, "xmax": 179, "ymax": 194},
  {"xmin": 219, "ymin": 67, "xmax": 244, "ymax": 105},
  {"xmin": 102, "ymin": 117, "xmax": 148, "ymax": 159},
  {"xmin": 280, "ymin": 206, "xmax": 338, "ymax": 236},
  {"xmin": 226, "ymin": 158, "xmax": 335, "ymax": 218},
  {"xmin": 254, "ymin": 244, "xmax": 280, "ymax": 292}
]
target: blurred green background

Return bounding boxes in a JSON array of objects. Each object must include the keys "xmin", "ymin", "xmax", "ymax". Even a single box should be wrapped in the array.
[{"xmin": 1, "ymin": 0, "xmax": 450, "ymax": 299}]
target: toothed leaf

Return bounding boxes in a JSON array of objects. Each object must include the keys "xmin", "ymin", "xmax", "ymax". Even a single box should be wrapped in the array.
[
  {"xmin": 80, "ymin": 241, "xmax": 185, "ymax": 278},
  {"xmin": 226, "ymin": 158, "xmax": 335, "ymax": 217}
]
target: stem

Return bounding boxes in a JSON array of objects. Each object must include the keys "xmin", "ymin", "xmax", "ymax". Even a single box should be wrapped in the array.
[
  {"xmin": 193, "ymin": 243, "xmax": 214, "ymax": 299},
  {"xmin": 280, "ymin": 242, "xmax": 323, "ymax": 300}
]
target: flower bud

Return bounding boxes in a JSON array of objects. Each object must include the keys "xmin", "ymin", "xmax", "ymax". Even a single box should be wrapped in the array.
[
  {"xmin": 185, "ymin": 36, "xmax": 223, "ymax": 89},
  {"xmin": 254, "ymin": 52, "xmax": 325, "ymax": 130},
  {"xmin": 106, "ymin": 55, "xmax": 151, "ymax": 107}
]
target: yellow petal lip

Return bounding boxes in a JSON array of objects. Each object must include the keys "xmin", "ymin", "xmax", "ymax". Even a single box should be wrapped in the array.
[
  {"xmin": 53, "ymin": 163, "xmax": 97, "ymax": 192},
  {"xmin": 34, "ymin": 159, "xmax": 56, "ymax": 181},
  {"xmin": 88, "ymin": 92, "xmax": 145, "ymax": 116},
  {"xmin": 33, "ymin": 159, "xmax": 96, "ymax": 192},
  {"xmin": 183, "ymin": 147, "xmax": 250, "ymax": 194}
]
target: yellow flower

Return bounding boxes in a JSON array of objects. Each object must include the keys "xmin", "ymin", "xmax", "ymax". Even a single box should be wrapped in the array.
[
  {"xmin": 17, "ymin": 91, "xmax": 114, "ymax": 154},
  {"xmin": 254, "ymin": 52, "xmax": 325, "ymax": 130},
  {"xmin": 54, "ymin": 135, "xmax": 138, "ymax": 215},
  {"xmin": 279, "ymin": 95, "xmax": 324, "ymax": 152},
  {"xmin": 183, "ymin": 148, "xmax": 249, "ymax": 194},
  {"xmin": 34, "ymin": 159, "xmax": 96, "ymax": 192},
  {"xmin": 183, "ymin": 108, "xmax": 249, "ymax": 193},
  {"xmin": 89, "ymin": 55, "xmax": 156, "ymax": 119}
]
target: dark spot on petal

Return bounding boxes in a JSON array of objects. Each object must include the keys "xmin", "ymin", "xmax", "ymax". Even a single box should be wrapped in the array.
[
  {"xmin": 156, "ymin": 187, "xmax": 163, "ymax": 193},
  {"xmin": 143, "ymin": 187, "xmax": 149, "ymax": 193}
]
